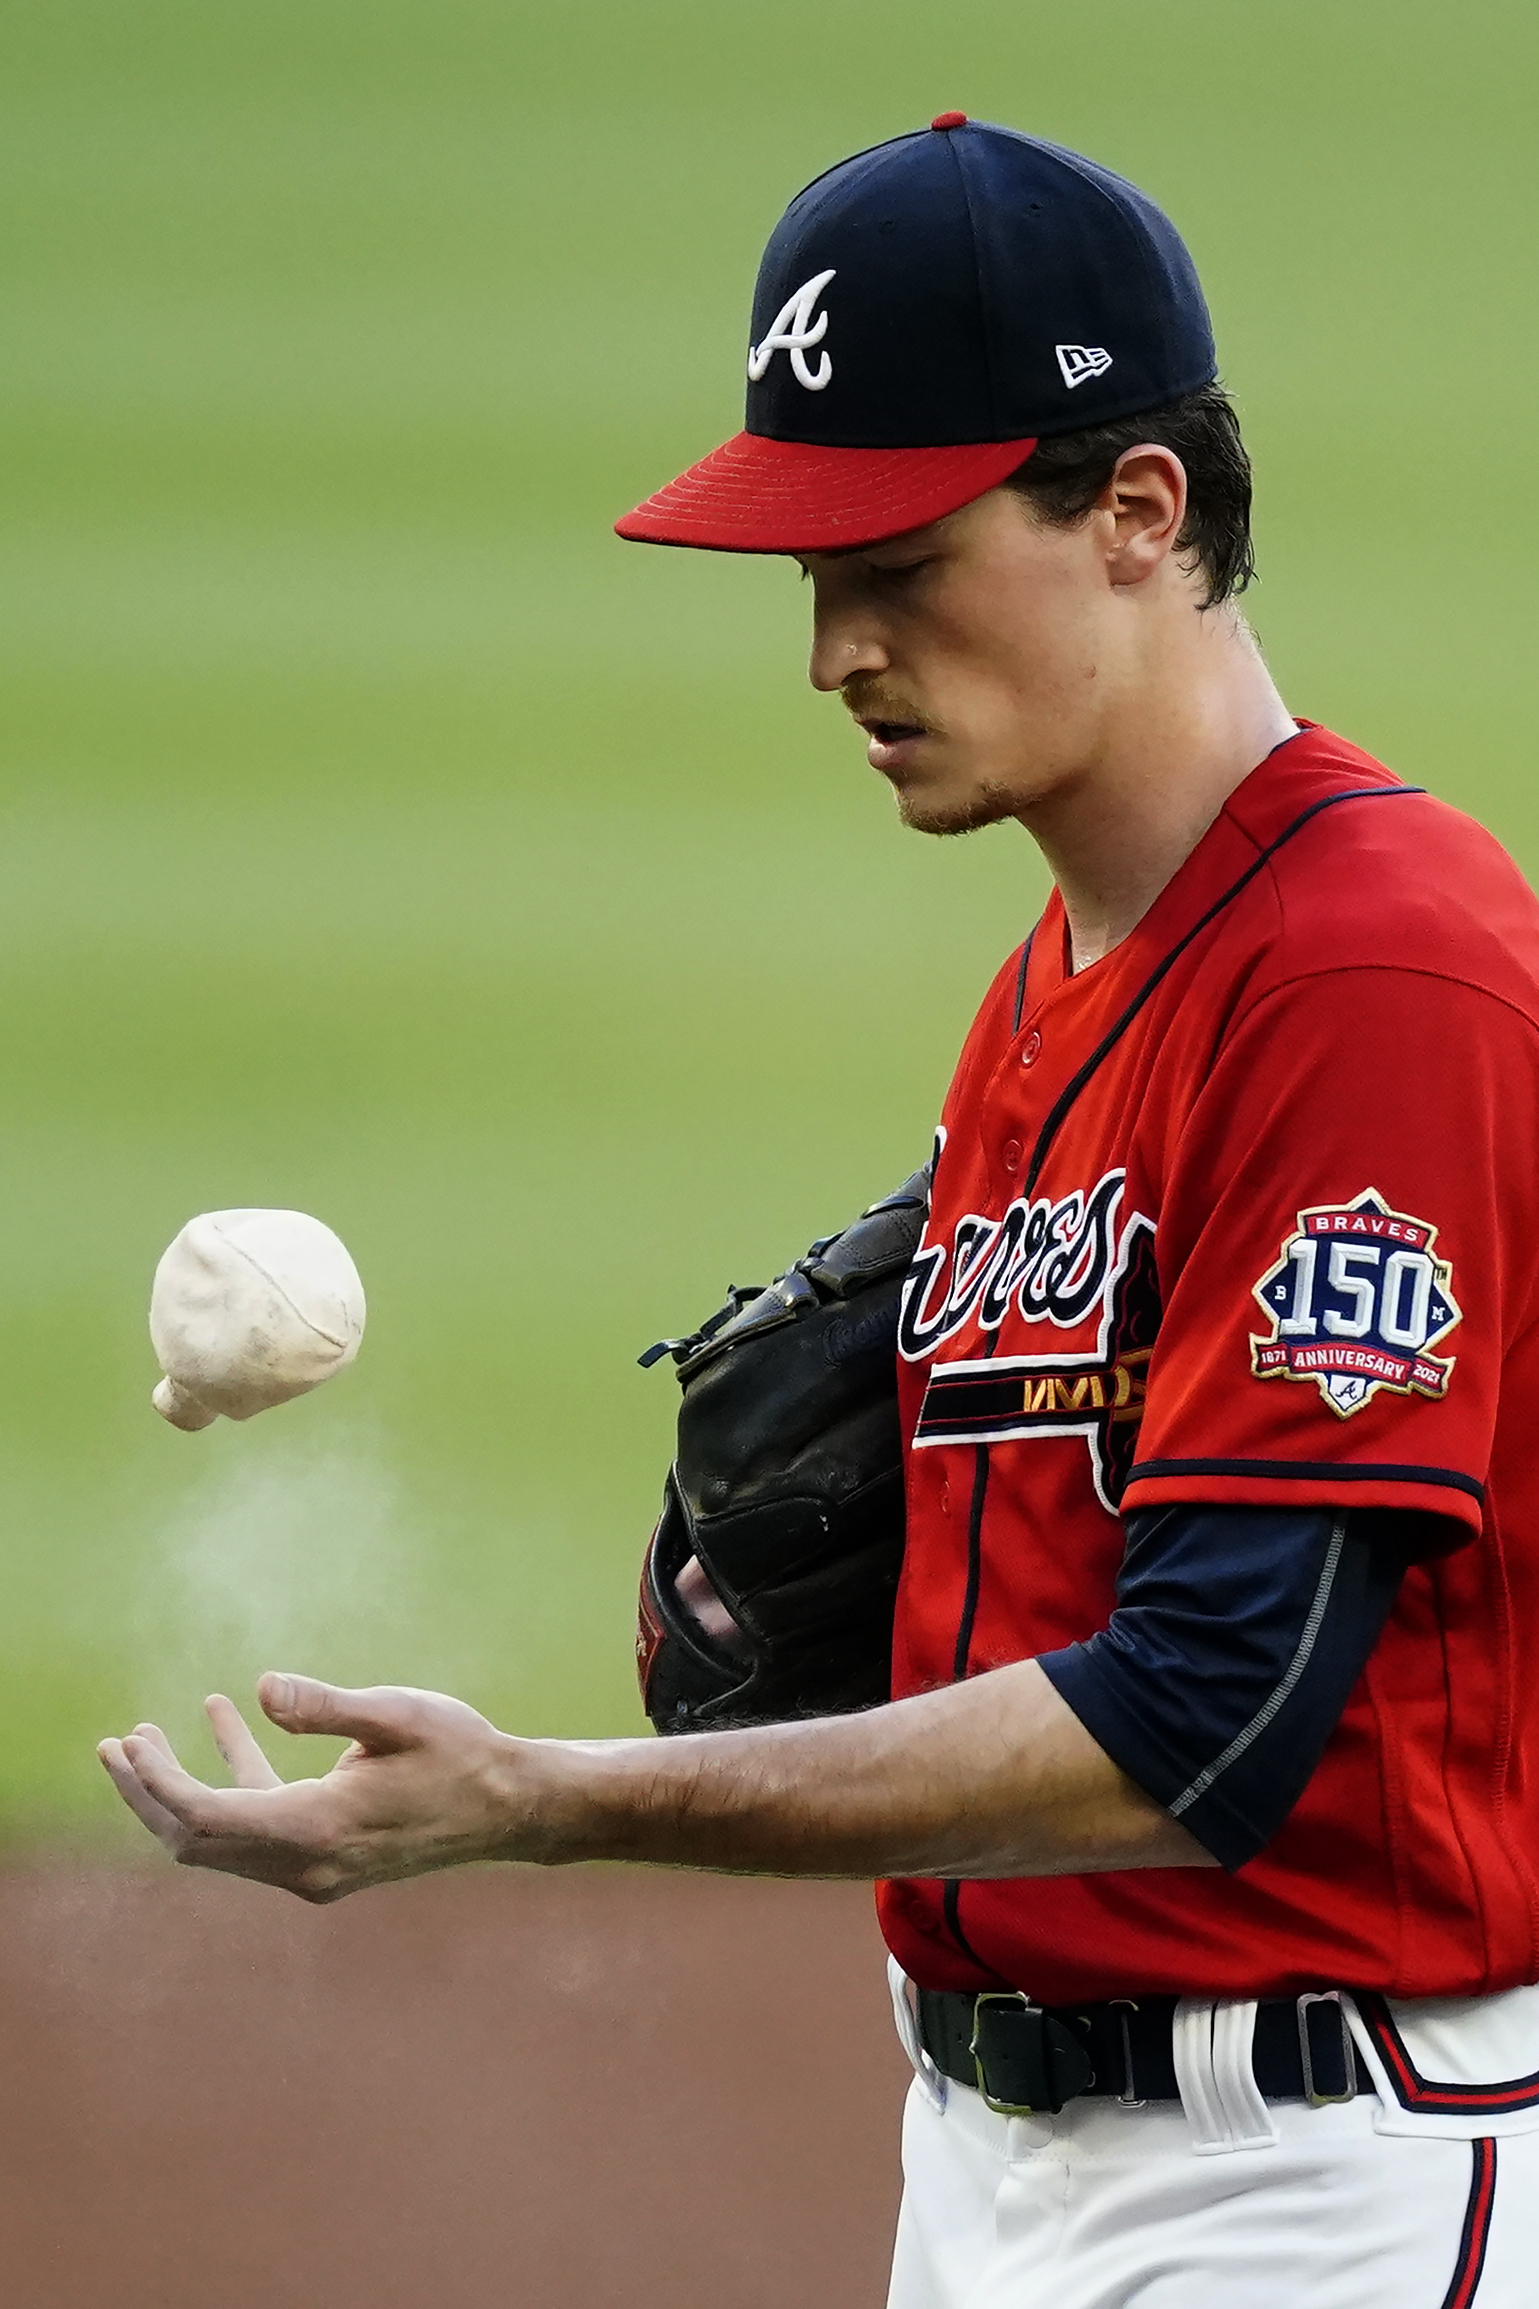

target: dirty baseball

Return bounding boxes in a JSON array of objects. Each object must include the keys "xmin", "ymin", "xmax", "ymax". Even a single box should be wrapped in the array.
[{"xmin": 149, "ymin": 1207, "xmax": 365, "ymax": 1431}]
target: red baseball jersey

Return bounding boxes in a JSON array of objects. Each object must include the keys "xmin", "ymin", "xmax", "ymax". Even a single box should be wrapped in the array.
[{"xmin": 879, "ymin": 723, "xmax": 1539, "ymax": 2003}]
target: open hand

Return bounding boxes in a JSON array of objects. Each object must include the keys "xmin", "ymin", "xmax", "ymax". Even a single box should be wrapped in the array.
[{"xmin": 98, "ymin": 1675, "xmax": 531, "ymax": 1902}]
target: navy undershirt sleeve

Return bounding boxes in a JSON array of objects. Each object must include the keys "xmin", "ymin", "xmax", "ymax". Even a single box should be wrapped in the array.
[{"xmin": 1038, "ymin": 1503, "xmax": 1463, "ymax": 1871}]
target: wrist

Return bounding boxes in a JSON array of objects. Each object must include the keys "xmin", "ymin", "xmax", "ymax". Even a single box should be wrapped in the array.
[{"xmin": 484, "ymin": 1731, "xmax": 672, "ymax": 1868}]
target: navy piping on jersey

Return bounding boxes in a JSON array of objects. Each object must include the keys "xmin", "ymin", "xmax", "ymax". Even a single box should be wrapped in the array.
[
  {"xmin": 1021, "ymin": 784, "xmax": 1423, "ymax": 1197},
  {"xmin": 1009, "ymin": 932, "xmax": 1035, "ymax": 1035},
  {"xmin": 1129, "ymin": 1457, "xmax": 1485, "ymax": 1505},
  {"xmin": 940, "ymin": 940, "xmax": 1031, "ymax": 1975},
  {"xmin": 1439, "ymin": 2140, "xmax": 1497, "ymax": 2309},
  {"xmin": 936, "ymin": 781, "xmax": 1425, "ymax": 1967},
  {"xmin": 951, "ymin": 1448, "xmax": 994, "ymax": 1683},
  {"xmin": 942, "ymin": 1441, "xmax": 1004, "ymax": 1978}
]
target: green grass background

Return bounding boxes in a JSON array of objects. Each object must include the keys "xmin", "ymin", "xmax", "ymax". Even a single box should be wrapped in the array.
[{"xmin": 1, "ymin": 0, "xmax": 1534, "ymax": 1831}]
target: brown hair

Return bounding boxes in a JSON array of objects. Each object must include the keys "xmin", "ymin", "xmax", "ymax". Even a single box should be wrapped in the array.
[{"xmin": 1008, "ymin": 380, "xmax": 1255, "ymax": 610}]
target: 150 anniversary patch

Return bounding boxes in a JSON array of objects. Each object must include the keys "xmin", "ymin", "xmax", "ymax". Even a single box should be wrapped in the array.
[{"xmin": 1250, "ymin": 1190, "xmax": 1460, "ymax": 1419}]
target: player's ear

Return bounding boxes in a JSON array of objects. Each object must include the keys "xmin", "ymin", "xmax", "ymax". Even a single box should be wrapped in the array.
[{"xmin": 1100, "ymin": 445, "xmax": 1187, "ymax": 590}]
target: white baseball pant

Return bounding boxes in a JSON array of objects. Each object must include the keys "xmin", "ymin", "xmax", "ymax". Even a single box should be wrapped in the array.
[{"xmin": 886, "ymin": 1978, "xmax": 1539, "ymax": 2308}]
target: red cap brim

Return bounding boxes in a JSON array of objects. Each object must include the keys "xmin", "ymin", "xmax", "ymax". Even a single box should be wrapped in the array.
[{"xmin": 614, "ymin": 431, "xmax": 1039, "ymax": 553}]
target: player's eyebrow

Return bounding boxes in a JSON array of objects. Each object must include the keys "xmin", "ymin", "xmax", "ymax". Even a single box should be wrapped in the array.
[{"xmin": 795, "ymin": 534, "xmax": 943, "ymax": 576}]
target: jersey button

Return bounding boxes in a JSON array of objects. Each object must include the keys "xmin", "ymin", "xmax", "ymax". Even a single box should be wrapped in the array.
[
  {"xmin": 1021, "ymin": 1030, "xmax": 1042, "ymax": 1067},
  {"xmin": 1002, "ymin": 1138, "xmax": 1022, "ymax": 1172}
]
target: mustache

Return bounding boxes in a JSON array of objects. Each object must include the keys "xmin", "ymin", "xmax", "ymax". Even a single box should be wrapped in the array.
[{"xmin": 841, "ymin": 676, "xmax": 938, "ymax": 734}]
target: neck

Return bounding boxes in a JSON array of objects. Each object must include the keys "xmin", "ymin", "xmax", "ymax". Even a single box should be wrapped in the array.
[{"xmin": 1017, "ymin": 608, "xmax": 1295, "ymax": 974}]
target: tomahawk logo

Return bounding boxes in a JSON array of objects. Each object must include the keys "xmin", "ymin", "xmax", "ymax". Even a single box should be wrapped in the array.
[
  {"xmin": 1056, "ymin": 343, "xmax": 1113, "ymax": 390},
  {"xmin": 1250, "ymin": 1189, "xmax": 1461, "ymax": 1418},
  {"xmin": 748, "ymin": 269, "xmax": 836, "ymax": 392}
]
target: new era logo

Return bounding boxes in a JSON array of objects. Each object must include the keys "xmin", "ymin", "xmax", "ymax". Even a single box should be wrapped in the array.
[{"xmin": 1056, "ymin": 343, "xmax": 1113, "ymax": 390}]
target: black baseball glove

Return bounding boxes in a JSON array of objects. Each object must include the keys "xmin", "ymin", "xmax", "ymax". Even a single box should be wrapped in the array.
[{"xmin": 636, "ymin": 1169, "xmax": 929, "ymax": 1734}]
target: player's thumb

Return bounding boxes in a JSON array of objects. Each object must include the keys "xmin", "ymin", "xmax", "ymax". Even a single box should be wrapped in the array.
[{"xmin": 258, "ymin": 1672, "xmax": 421, "ymax": 1752}]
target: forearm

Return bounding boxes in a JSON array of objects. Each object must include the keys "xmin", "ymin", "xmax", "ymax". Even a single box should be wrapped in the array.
[
  {"xmin": 513, "ymin": 1659, "xmax": 1214, "ymax": 1880},
  {"xmin": 102, "ymin": 1662, "xmax": 1213, "ymax": 1904}
]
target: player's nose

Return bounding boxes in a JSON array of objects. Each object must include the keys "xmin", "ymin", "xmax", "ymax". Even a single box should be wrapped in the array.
[{"xmin": 807, "ymin": 596, "xmax": 889, "ymax": 693}]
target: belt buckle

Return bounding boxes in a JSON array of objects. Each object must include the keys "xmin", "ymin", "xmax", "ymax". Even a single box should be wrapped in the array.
[
  {"xmin": 1296, "ymin": 1990, "xmax": 1357, "ymax": 2106},
  {"xmin": 969, "ymin": 1991, "xmax": 1046, "ymax": 2118}
]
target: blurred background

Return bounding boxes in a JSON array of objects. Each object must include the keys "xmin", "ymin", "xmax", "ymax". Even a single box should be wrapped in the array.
[
  {"xmin": 0, "ymin": 7, "xmax": 1535, "ymax": 2299},
  {"xmin": 6, "ymin": 0, "xmax": 1536, "ymax": 1830}
]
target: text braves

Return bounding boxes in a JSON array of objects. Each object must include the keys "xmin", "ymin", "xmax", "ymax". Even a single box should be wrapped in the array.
[
  {"xmin": 904, "ymin": 1170, "xmax": 1162, "ymax": 1510},
  {"xmin": 898, "ymin": 1168, "xmax": 1129, "ymax": 1362}
]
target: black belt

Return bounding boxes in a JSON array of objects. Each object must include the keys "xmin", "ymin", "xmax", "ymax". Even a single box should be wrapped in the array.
[{"xmin": 917, "ymin": 1987, "xmax": 1371, "ymax": 2117}]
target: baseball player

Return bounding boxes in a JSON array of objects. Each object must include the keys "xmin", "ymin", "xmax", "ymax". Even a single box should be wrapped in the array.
[{"xmin": 102, "ymin": 119, "xmax": 1539, "ymax": 2306}]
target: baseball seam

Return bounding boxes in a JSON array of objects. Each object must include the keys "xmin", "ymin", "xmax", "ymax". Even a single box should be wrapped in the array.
[{"xmin": 213, "ymin": 1225, "xmax": 358, "ymax": 1352}]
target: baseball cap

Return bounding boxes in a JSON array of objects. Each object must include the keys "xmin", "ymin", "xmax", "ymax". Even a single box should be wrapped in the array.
[{"xmin": 615, "ymin": 115, "xmax": 1216, "ymax": 555}]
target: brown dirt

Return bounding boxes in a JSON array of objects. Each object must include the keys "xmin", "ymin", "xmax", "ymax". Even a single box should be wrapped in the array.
[{"xmin": 0, "ymin": 1862, "xmax": 909, "ymax": 2308}]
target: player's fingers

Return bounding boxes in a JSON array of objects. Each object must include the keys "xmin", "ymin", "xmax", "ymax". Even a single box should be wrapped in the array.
[
  {"xmin": 129, "ymin": 1722, "xmax": 184, "ymax": 1769},
  {"xmin": 104, "ymin": 1736, "xmax": 357, "ymax": 1899},
  {"xmin": 119, "ymin": 1742, "xmax": 329, "ymax": 1859},
  {"xmin": 127, "ymin": 1778, "xmax": 353, "ymax": 1899},
  {"xmin": 119, "ymin": 1731, "xmax": 231, "ymax": 1829},
  {"xmin": 258, "ymin": 1672, "xmax": 422, "ymax": 1753},
  {"xmin": 205, "ymin": 1693, "xmax": 282, "ymax": 1789},
  {"xmin": 97, "ymin": 1738, "xmax": 189, "ymax": 1853}
]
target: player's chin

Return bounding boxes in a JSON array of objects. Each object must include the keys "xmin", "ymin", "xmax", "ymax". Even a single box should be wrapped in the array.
[{"xmin": 889, "ymin": 772, "xmax": 1019, "ymax": 838}]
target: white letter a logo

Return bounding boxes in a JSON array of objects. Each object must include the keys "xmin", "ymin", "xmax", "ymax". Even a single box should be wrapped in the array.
[{"xmin": 748, "ymin": 269, "xmax": 836, "ymax": 392}]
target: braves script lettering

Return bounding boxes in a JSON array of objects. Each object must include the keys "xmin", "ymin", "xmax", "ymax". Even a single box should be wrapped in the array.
[{"xmin": 899, "ymin": 1169, "xmax": 1127, "ymax": 1362}]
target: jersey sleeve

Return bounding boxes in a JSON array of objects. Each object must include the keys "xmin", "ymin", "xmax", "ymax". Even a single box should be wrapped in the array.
[
  {"xmin": 1039, "ymin": 1503, "xmax": 1422, "ymax": 1869},
  {"xmin": 1121, "ymin": 966, "xmax": 1539, "ymax": 1534}
]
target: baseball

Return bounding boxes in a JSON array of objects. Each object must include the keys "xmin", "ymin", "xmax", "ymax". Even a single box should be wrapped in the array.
[{"xmin": 148, "ymin": 1208, "xmax": 366, "ymax": 1432}]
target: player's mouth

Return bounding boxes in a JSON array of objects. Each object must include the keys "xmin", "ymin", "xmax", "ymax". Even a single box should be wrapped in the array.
[
  {"xmin": 843, "ymin": 678, "xmax": 940, "ymax": 775},
  {"xmin": 862, "ymin": 711, "xmax": 922, "ymax": 766},
  {"xmin": 854, "ymin": 714, "xmax": 934, "ymax": 774}
]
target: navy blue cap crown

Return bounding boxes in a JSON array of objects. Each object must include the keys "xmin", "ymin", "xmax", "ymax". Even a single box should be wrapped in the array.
[{"xmin": 745, "ymin": 119, "xmax": 1216, "ymax": 449}]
